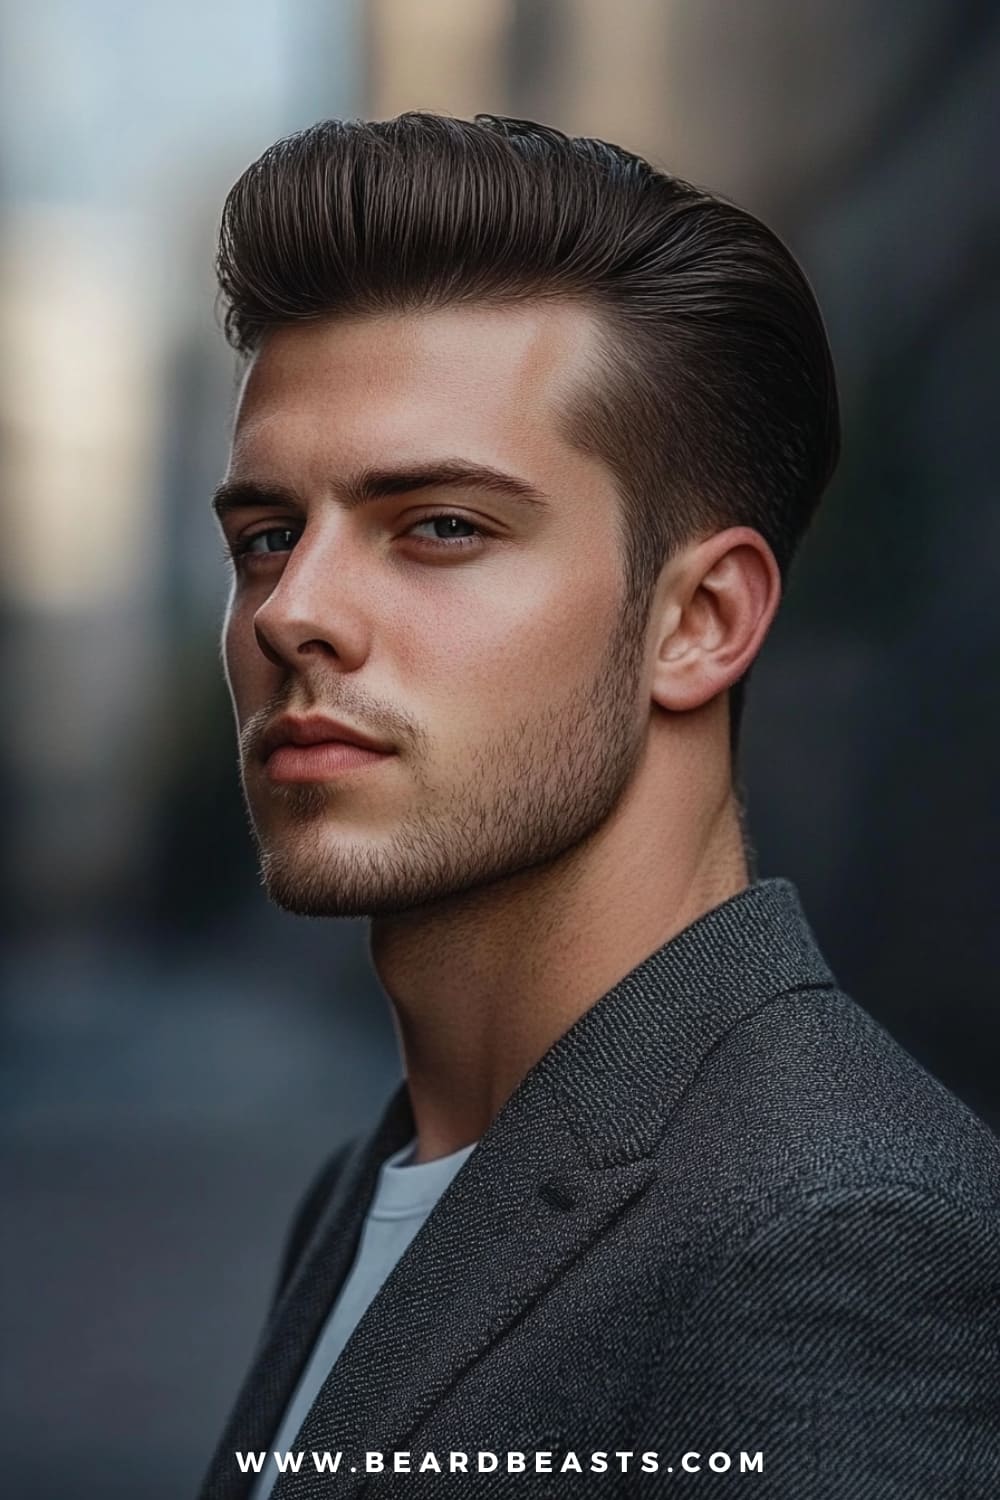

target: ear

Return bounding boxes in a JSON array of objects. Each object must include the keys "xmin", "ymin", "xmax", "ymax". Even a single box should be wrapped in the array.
[{"xmin": 649, "ymin": 527, "xmax": 782, "ymax": 714}]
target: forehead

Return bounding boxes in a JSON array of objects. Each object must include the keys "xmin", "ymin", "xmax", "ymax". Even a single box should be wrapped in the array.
[{"xmin": 229, "ymin": 301, "xmax": 607, "ymax": 484}]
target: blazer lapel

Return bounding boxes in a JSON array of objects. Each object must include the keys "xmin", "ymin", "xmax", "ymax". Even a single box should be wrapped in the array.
[
  {"xmin": 273, "ymin": 1077, "xmax": 655, "ymax": 1500},
  {"xmin": 199, "ymin": 1082, "xmax": 416, "ymax": 1500},
  {"xmin": 204, "ymin": 877, "xmax": 836, "ymax": 1500}
]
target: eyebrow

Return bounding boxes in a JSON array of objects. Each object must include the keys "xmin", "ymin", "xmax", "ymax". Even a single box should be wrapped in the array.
[{"xmin": 211, "ymin": 459, "xmax": 550, "ymax": 521}]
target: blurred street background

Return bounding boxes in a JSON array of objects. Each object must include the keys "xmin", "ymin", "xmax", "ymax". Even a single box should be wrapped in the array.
[{"xmin": 1, "ymin": 2, "xmax": 997, "ymax": 1495}]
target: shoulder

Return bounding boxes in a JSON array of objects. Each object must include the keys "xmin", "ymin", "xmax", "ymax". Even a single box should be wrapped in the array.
[
  {"xmin": 670, "ymin": 1176, "xmax": 1000, "ymax": 1354},
  {"xmin": 640, "ymin": 992, "xmax": 999, "ymax": 1486},
  {"xmin": 667, "ymin": 982, "xmax": 1000, "ymax": 1211},
  {"xmin": 711, "ymin": 1177, "xmax": 999, "ymax": 1298}
]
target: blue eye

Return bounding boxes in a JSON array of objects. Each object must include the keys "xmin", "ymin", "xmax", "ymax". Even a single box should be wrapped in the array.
[
  {"xmin": 408, "ymin": 514, "xmax": 483, "ymax": 545},
  {"xmin": 244, "ymin": 527, "xmax": 297, "ymax": 554},
  {"xmin": 224, "ymin": 512, "xmax": 486, "ymax": 571},
  {"xmin": 226, "ymin": 526, "xmax": 297, "ymax": 565}
]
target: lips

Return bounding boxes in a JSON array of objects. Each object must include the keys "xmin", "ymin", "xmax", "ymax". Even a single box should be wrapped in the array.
[
  {"xmin": 259, "ymin": 714, "xmax": 395, "ymax": 784},
  {"xmin": 259, "ymin": 714, "xmax": 393, "ymax": 762},
  {"xmin": 264, "ymin": 739, "xmax": 393, "ymax": 783}
]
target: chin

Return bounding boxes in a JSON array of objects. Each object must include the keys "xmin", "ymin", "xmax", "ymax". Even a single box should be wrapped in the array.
[
  {"xmin": 262, "ymin": 882, "xmax": 377, "ymax": 919},
  {"xmin": 259, "ymin": 867, "xmax": 437, "ymax": 920},
  {"xmin": 254, "ymin": 837, "xmax": 431, "ymax": 919}
]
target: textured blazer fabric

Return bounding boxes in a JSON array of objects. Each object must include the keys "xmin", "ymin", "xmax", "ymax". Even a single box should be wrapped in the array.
[{"xmin": 197, "ymin": 879, "xmax": 1000, "ymax": 1498}]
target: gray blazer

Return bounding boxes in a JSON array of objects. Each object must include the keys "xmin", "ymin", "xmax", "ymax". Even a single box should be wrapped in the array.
[{"xmin": 198, "ymin": 878, "xmax": 1000, "ymax": 1498}]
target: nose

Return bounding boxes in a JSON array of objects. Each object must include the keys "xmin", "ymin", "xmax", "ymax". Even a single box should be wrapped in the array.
[{"xmin": 251, "ymin": 523, "xmax": 370, "ymax": 673}]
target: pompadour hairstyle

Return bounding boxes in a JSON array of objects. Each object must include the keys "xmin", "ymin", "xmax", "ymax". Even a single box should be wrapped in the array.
[{"xmin": 216, "ymin": 112, "xmax": 840, "ymax": 764}]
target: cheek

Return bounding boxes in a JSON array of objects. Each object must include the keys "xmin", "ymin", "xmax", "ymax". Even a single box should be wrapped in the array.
[{"xmin": 397, "ymin": 562, "xmax": 619, "ymax": 733}]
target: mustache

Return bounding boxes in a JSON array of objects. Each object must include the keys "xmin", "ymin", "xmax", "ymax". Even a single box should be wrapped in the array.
[{"xmin": 238, "ymin": 688, "xmax": 419, "ymax": 762}]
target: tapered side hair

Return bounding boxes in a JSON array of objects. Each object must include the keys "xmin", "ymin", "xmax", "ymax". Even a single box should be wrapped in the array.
[{"xmin": 217, "ymin": 112, "xmax": 840, "ymax": 762}]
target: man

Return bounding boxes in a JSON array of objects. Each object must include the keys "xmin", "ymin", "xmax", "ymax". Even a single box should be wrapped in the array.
[{"xmin": 198, "ymin": 114, "xmax": 999, "ymax": 1498}]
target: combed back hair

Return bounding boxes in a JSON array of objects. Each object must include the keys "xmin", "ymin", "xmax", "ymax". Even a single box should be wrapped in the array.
[{"xmin": 216, "ymin": 111, "xmax": 840, "ymax": 764}]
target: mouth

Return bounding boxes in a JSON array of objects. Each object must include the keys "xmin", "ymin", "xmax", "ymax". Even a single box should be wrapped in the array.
[{"xmin": 263, "ymin": 738, "xmax": 396, "ymax": 784}]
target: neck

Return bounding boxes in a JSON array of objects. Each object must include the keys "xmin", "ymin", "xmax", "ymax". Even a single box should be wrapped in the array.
[{"xmin": 370, "ymin": 717, "xmax": 748, "ymax": 1164}]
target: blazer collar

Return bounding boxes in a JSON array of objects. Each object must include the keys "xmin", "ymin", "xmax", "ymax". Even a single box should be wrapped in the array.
[
  {"xmin": 201, "ymin": 877, "xmax": 835, "ymax": 1499},
  {"xmin": 534, "ymin": 873, "xmax": 837, "ymax": 1164}
]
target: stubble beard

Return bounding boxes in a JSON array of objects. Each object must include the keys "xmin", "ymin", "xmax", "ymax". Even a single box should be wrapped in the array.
[{"xmin": 243, "ymin": 608, "xmax": 648, "ymax": 919}]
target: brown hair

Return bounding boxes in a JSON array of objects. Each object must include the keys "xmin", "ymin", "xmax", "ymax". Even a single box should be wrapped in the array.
[{"xmin": 216, "ymin": 112, "xmax": 840, "ymax": 765}]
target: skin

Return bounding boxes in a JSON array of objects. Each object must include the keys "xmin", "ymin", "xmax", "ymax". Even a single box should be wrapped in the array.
[{"xmin": 217, "ymin": 301, "xmax": 782, "ymax": 1163}]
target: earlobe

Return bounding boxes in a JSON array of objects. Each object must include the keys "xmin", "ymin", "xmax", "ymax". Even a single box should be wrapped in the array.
[{"xmin": 649, "ymin": 528, "xmax": 781, "ymax": 715}]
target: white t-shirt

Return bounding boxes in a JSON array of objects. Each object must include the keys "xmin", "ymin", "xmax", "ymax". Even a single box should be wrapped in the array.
[{"xmin": 251, "ymin": 1134, "xmax": 478, "ymax": 1500}]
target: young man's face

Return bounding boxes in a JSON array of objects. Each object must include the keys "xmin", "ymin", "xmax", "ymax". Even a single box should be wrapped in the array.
[{"xmin": 217, "ymin": 301, "xmax": 651, "ymax": 917}]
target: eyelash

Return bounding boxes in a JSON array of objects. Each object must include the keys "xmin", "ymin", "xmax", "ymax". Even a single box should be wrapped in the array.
[{"xmin": 223, "ymin": 512, "xmax": 487, "ymax": 567}]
